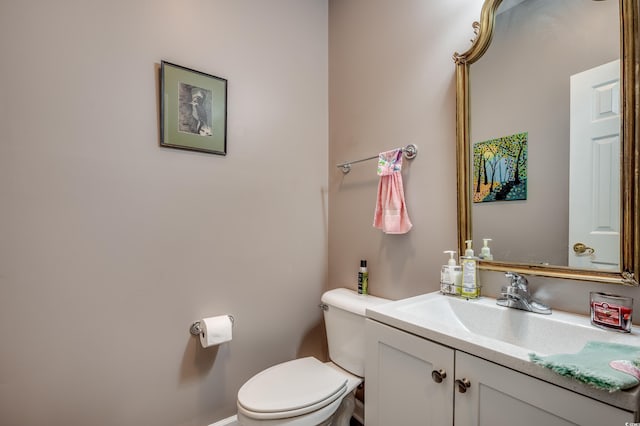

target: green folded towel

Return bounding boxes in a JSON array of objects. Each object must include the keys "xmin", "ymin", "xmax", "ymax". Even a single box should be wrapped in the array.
[{"xmin": 529, "ymin": 341, "xmax": 640, "ymax": 392}]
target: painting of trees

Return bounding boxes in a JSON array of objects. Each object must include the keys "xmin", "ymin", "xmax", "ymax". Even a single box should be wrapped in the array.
[{"xmin": 473, "ymin": 132, "xmax": 528, "ymax": 203}]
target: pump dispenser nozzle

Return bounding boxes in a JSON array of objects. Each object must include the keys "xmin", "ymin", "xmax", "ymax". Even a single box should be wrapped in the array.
[
  {"xmin": 444, "ymin": 250, "xmax": 457, "ymax": 266},
  {"xmin": 464, "ymin": 240, "xmax": 474, "ymax": 257}
]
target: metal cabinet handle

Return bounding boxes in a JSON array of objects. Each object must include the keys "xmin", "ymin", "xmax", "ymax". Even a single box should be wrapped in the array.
[
  {"xmin": 431, "ymin": 369, "xmax": 447, "ymax": 383},
  {"xmin": 455, "ymin": 378, "xmax": 471, "ymax": 393}
]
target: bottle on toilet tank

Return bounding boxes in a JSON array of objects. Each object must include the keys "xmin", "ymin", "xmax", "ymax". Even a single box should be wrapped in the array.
[{"xmin": 358, "ymin": 260, "xmax": 368, "ymax": 295}]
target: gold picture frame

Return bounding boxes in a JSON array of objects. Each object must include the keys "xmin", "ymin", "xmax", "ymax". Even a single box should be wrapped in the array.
[{"xmin": 453, "ymin": 0, "xmax": 639, "ymax": 286}]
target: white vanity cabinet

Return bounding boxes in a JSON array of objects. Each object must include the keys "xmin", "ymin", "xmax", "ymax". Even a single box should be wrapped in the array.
[
  {"xmin": 364, "ymin": 318, "xmax": 455, "ymax": 425},
  {"xmin": 365, "ymin": 319, "xmax": 635, "ymax": 426}
]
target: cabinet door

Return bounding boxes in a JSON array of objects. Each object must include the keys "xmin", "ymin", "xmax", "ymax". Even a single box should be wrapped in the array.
[
  {"xmin": 454, "ymin": 351, "xmax": 635, "ymax": 426},
  {"xmin": 365, "ymin": 319, "xmax": 454, "ymax": 426}
]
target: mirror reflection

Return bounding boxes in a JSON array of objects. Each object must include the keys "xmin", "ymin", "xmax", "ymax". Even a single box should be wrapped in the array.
[{"xmin": 470, "ymin": 0, "xmax": 620, "ymax": 270}]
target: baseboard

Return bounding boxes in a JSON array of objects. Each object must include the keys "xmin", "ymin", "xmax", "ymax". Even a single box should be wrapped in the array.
[{"xmin": 209, "ymin": 414, "xmax": 238, "ymax": 426}]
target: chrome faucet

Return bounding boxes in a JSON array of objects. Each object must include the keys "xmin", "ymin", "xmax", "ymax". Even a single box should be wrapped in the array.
[{"xmin": 496, "ymin": 272, "xmax": 552, "ymax": 314}]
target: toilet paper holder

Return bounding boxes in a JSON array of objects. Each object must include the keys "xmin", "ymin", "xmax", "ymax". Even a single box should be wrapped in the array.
[{"xmin": 189, "ymin": 315, "xmax": 235, "ymax": 336}]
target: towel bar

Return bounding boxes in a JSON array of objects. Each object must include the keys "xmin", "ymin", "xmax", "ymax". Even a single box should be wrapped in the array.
[{"xmin": 336, "ymin": 144, "xmax": 417, "ymax": 174}]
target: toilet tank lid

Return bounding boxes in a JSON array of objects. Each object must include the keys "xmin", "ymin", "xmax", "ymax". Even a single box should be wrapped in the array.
[{"xmin": 321, "ymin": 288, "xmax": 391, "ymax": 316}]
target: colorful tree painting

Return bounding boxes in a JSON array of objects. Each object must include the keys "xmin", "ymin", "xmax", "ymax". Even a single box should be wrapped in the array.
[{"xmin": 473, "ymin": 132, "xmax": 528, "ymax": 203}]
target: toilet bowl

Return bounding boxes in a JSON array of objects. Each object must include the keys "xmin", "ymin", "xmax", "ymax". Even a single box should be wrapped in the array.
[
  {"xmin": 237, "ymin": 357, "xmax": 361, "ymax": 426},
  {"xmin": 236, "ymin": 288, "xmax": 389, "ymax": 426}
]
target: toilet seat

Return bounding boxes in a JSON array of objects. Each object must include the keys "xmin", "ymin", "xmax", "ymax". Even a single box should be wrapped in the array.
[{"xmin": 237, "ymin": 357, "xmax": 348, "ymax": 420}]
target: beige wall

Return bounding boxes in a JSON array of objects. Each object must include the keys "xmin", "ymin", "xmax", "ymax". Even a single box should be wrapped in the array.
[
  {"xmin": 328, "ymin": 0, "xmax": 484, "ymax": 300},
  {"xmin": 0, "ymin": 1, "xmax": 327, "ymax": 425}
]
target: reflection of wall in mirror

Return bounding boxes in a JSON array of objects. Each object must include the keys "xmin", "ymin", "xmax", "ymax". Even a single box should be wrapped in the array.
[{"xmin": 470, "ymin": 0, "xmax": 619, "ymax": 267}]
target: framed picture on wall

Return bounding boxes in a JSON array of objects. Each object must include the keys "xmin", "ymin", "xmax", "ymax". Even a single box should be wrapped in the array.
[
  {"xmin": 472, "ymin": 132, "xmax": 528, "ymax": 203},
  {"xmin": 160, "ymin": 61, "xmax": 227, "ymax": 155}
]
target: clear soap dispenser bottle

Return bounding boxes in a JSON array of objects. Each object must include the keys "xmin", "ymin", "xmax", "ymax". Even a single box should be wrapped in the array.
[
  {"xmin": 441, "ymin": 251, "xmax": 462, "ymax": 295},
  {"xmin": 464, "ymin": 240, "xmax": 474, "ymax": 258},
  {"xmin": 460, "ymin": 240, "xmax": 480, "ymax": 298},
  {"xmin": 480, "ymin": 238, "xmax": 493, "ymax": 260}
]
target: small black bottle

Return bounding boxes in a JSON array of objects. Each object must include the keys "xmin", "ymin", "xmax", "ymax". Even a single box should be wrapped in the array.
[{"xmin": 358, "ymin": 260, "xmax": 368, "ymax": 295}]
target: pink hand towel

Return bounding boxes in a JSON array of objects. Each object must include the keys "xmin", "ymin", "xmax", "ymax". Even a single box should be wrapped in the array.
[{"xmin": 373, "ymin": 149, "xmax": 412, "ymax": 234}]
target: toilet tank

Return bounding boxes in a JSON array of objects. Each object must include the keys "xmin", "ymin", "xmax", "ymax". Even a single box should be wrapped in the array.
[{"xmin": 321, "ymin": 288, "xmax": 390, "ymax": 377}]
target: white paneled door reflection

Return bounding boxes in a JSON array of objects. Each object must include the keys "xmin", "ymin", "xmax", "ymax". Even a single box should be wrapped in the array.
[{"xmin": 569, "ymin": 59, "xmax": 620, "ymax": 270}]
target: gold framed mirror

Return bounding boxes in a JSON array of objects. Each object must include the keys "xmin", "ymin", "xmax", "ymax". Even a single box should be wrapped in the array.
[{"xmin": 454, "ymin": 0, "xmax": 639, "ymax": 285}]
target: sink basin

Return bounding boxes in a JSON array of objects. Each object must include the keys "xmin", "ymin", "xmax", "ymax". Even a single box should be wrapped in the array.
[{"xmin": 366, "ymin": 292, "xmax": 640, "ymax": 359}]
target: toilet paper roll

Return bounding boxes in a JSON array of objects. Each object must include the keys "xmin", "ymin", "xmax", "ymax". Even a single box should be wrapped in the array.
[{"xmin": 199, "ymin": 315, "xmax": 233, "ymax": 348}]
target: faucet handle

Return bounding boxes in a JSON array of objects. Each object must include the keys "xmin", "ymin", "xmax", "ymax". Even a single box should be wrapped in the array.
[{"xmin": 505, "ymin": 272, "xmax": 528, "ymax": 289}]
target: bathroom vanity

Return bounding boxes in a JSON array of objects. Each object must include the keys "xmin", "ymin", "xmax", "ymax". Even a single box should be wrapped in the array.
[{"xmin": 364, "ymin": 293, "xmax": 640, "ymax": 426}]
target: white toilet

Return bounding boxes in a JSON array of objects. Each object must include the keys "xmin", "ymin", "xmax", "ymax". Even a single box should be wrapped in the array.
[{"xmin": 236, "ymin": 288, "xmax": 389, "ymax": 426}]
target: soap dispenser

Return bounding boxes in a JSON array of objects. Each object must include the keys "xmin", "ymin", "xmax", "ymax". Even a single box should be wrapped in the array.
[
  {"xmin": 464, "ymin": 240, "xmax": 474, "ymax": 257},
  {"xmin": 440, "ymin": 251, "xmax": 462, "ymax": 295},
  {"xmin": 460, "ymin": 240, "xmax": 480, "ymax": 298},
  {"xmin": 480, "ymin": 238, "xmax": 493, "ymax": 261}
]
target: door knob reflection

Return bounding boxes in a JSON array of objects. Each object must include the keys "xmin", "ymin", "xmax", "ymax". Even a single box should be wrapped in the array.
[{"xmin": 573, "ymin": 242, "xmax": 595, "ymax": 255}]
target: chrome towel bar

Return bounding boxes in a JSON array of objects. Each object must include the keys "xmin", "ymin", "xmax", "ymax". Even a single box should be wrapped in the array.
[{"xmin": 336, "ymin": 144, "xmax": 418, "ymax": 174}]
